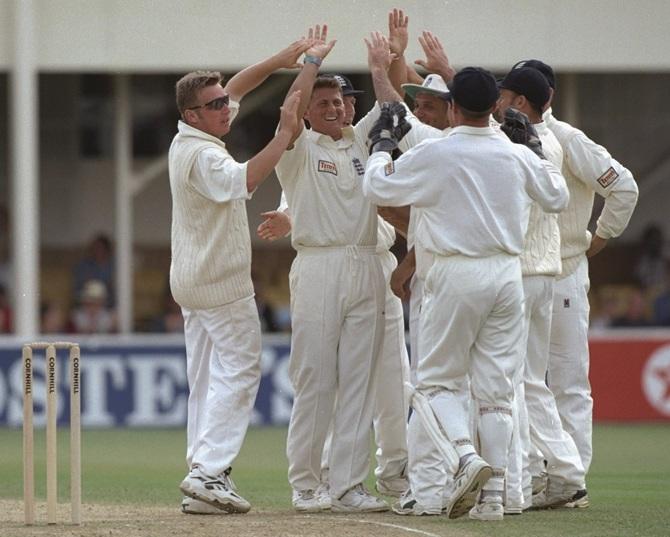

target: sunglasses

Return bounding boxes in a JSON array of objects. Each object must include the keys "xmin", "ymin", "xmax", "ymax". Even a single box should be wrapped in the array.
[{"xmin": 188, "ymin": 94, "xmax": 229, "ymax": 111}]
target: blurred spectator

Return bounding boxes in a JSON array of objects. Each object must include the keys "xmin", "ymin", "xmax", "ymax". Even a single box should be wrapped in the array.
[
  {"xmin": 634, "ymin": 224, "xmax": 668, "ymax": 291},
  {"xmin": 70, "ymin": 279, "xmax": 117, "ymax": 333},
  {"xmin": 651, "ymin": 260, "xmax": 670, "ymax": 326},
  {"xmin": 590, "ymin": 292, "xmax": 619, "ymax": 329},
  {"xmin": 73, "ymin": 234, "xmax": 115, "ymax": 308},
  {"xmin": 0, "ymin": 205, "xmax": 12, "ymax": 292},
  {"xmin": 0, "ymin": 284, "xmax": 12, "ymax": 333},
  {"xmin": 274, "ymin": 305, "xmax": 292, "ymax": 332},
  {"xmin": 611, "ymin": 287, "xmax": 650, "ymax": 327},
  {"xmin": 40, "ymin": 301, "xmax": 67, "ymax": 334},
  {"xmin": 151, "ymin": 286, "xmax": 184, "ymax": 333},
  {"xmin": 253, "ymin": 278, "xmax": 278, "ymax": 333}
]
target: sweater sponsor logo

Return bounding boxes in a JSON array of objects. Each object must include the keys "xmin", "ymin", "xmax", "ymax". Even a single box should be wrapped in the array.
[
  {"xmin": 597, "ymin": 166, "xmax": 619, "ymax": 189},
  {"xmin": 318, "ymin": 160, "xmax": 338, "ymax": 175}
]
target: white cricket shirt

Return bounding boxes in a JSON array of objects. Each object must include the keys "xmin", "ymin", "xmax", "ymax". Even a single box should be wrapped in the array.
[{"xmin": 363, "ymin": 125, "xmax": 569, "ymax": 258}]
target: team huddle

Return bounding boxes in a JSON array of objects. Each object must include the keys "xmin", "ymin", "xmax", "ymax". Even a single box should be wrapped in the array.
[{"xmin": 167, "ymin": 9, "xmax": 638, "ymax": 522}]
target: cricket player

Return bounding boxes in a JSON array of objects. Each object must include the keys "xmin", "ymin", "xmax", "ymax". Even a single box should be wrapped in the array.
[
  {"xmin": 366, "ymin": 27, "xmax": 458, "ymax": 516},
  {"xmin": 495, "ymin": 66, "xmax": 585, "ymax": 512},
  {"xmin": 170, "ymin": 41, "xmax": 306, "ymax": 515},
  {"xmin": 363, "ymin": 66, "xmax": 570, "ymax": 520},
  {"xmin": 258, "ymin": 73, "xmax": 411, "ymax": 507},
  {"xmin": 275, "ymin": 25, "xmax": 388, "ymax": 513},
  {"xmin": 515, "ymin": 59, "xmax": 639, "ymax": 508}
]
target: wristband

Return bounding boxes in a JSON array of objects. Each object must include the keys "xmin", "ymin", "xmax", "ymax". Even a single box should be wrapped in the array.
[{"xmin": 303, "ymin": 55, "xmax": 322, "ymax": 67}]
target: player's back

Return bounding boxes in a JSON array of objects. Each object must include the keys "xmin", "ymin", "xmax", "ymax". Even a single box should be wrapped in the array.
[{"xmin": 411, "ymin": 127, "xmax": 550, "ymax": 258}]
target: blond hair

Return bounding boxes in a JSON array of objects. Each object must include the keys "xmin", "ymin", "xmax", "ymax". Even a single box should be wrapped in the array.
[{"xmin": 175, "ymin": 71, "xmax": 223, "ymax": 115}]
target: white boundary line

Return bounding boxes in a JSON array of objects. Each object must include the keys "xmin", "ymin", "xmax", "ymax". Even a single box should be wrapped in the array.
[{"xmin": 336, "ymin": 517, "xmax": 444, "ymax": 537}]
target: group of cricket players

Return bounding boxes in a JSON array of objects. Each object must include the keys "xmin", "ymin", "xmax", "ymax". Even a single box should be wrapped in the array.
[{"xmin": 168, "ymin": 8, "xmax": 638, "ymax": 523}]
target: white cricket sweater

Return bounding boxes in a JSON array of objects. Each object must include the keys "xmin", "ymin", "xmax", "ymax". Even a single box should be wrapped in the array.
[
  {"xmin": 545, "ymin": 110, "xmax": 639, "ymax": 278},
  {"xmin": 168, "ymin": 120, "xmax": 254, "ymax": 309},
  {"xmin": 519, "ymin": 121, "xmax": 565, "ymax": 277}
]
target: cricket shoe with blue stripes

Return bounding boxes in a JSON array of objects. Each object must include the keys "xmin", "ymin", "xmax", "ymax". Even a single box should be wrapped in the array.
[{"xmin": 180, "ymin": 467, "xmax": 251, "ymax": 514}]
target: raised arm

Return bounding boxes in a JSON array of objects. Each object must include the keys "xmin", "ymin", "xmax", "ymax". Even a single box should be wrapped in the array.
[
  {"xmin": 280, "ymin": 24, "xmax": 336, "ymax": 145},
  {"xmin": 415, "ymin": 31, "xmax": 455, "ymax": 82},
  {"xmin": 366, "ymin": 32, "xmax": 403, "ymax": 103},
  {"xmin": 224, "ymin": 39, "xmax": 311, "ymax": 102},
  {"xmin": 245, "ymin": 90, "xmax": 302, "ymax": 192},
  {"xmin": 387, "ymin": 8, "xmax": 410, "ymax": 97}
]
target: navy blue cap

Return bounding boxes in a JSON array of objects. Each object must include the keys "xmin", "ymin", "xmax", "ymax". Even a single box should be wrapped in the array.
[
  {"xmin": 512, "ymin": 59, "xmax": 556, "ymax": 90},
  {"xmin": 500, "ymin": 67, "xmax": 551, "ymax": 110},
  {"xmin": 447, "ymin": 67, "xmax": 499, "ymax": 112},
  {"xmin": 333, "ymin": 74, "xmax": 364, "ymax": 96}
]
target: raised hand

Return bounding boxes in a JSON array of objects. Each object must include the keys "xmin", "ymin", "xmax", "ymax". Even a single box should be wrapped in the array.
[
  {"xmin": 387, "ymin": 8, "xmax": 409, "ymax": 56},
  {"xmin": 305, "ymin": 24, "xmax": 337, "ymax": 60},
  {"xmin": 367, "ymin": 102, "xmax": 411, "ymax": 154},
  {"xmin": 279, "ymin": 90, "xmax": 302, "ymax": 137},
  {"xmin": 275, "ymin": 38, "xmax": 314, "ymax": 69},
  {"xmin": 257, "ymin": 211, "xmax": 291, "ymax": 241},
  {"xmin": 415, "ymin": 31, "xmax": 455, "ymax": 81},
  {"xmin": 365, "ymin": 31, "xmax": 394, "ymax": 72}
]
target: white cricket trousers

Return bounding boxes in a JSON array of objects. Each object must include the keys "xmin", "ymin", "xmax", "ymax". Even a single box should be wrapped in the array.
[
  {"xmin": 523, "ymin": 275, "xmax": 586, "ymax": 488},
  {"xmin": 407, "ymin": 273, "xmax": 454, "ymax": 511},
  {"xmin": 286, "ymin": 246, "xmax": 385, "ymax": 499},
  {"xmin": 320, "ymin": 250, "xmax": 410, "ymax": 483},
  {"xmin": 417, "ymin": 254, "xmax": 525, "ymax": 493},
  {"xmin": 371, "ymin": 250, "xmax": 410, "ymax": 482},
  {"xmin": 549, "ymin": 255, "xmax": 592, "ymax": 474},
  {"xmin": 408, "ymin": 274, "xmax": 424, "ymax": 385},
  {"xmin": 182, "ymin": 295, "xmax": 262, "ymax": 478}
]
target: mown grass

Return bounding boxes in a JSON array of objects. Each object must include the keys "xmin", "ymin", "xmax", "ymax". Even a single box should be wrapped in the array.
[{"xmin": 1, "ymin": 424, "xmax": 669, "ymax": 536}]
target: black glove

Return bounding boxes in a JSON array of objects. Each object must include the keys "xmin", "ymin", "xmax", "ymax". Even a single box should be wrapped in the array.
[
  {"xmin": 368, "ymin": 102, "xmax": 412, "ymax": 155},
  {"xmin": 500, "ymin": 107, "xmax": 545, "ymax": 160}
]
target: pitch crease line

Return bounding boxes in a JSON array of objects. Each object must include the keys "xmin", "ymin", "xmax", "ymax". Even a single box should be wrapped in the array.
[{"xmin": 338, "ymin": 517, "xmax": 443, "ymax": 537}]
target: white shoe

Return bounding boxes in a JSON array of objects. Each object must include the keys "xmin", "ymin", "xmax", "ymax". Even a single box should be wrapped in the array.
[
  {"xmin": 469, "ymin": 495, "xmax": 504, "ymax": 521},
  {"xmin": 443, "ymin": 455, "xmax": 493, "ymax": 519},
  {"xmin": 391, "ymin": 489, "xmax": 441, "ymax": 516},
  {"xmin": 181, "ymin": 496, "xmax": 224, "ymax": 515},
  {"xmin": 503, "ymin": 503, "xmax": 523, "ymax": 515},
  {"xmin": 292, "ymin": 489, "xmax": 322, "ymax": 513},
  {"xmin": 316, "ymin": 483, "xmax": 332, "ymax": 511},
  {"xmin": 331, "ymin": 484, "xmax": 389, "ymax": 513},
  {"xmin": 564, "ymin": 489, "xmax": 589, "ymax": 508},
  {"xmin": 376, "ymin": 476, "xmax": 409, "ymax": 498},
  {"xmin": 180, "ymin": 467, "xmax": 251, "ymax": 514},
  {"xmin": 531, "ymin": 471, "xmax": 548, "ymax": 495},
  {"xmin": 531, "ymin": 478, "xmax": 580, "ymax": 509}
]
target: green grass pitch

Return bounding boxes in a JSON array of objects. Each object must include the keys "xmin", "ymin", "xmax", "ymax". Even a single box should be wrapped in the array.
[{"xmin": 0, "ymin": 424, "xmax": 669, "ymax": 536}]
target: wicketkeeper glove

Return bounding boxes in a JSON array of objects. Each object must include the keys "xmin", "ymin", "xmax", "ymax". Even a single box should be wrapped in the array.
[
  {"xmin": 500, "ymin": 107, "xmax": 545, "ymax": 160},
  {"xmin": 368, "ymin": 102, "xmax": 412, "ymax": 155}
]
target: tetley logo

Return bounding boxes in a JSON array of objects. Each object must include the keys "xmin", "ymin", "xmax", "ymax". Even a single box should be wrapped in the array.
[{"xmin": 318, "ymin": 160, "xmax": 337, "ymax": 175}]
